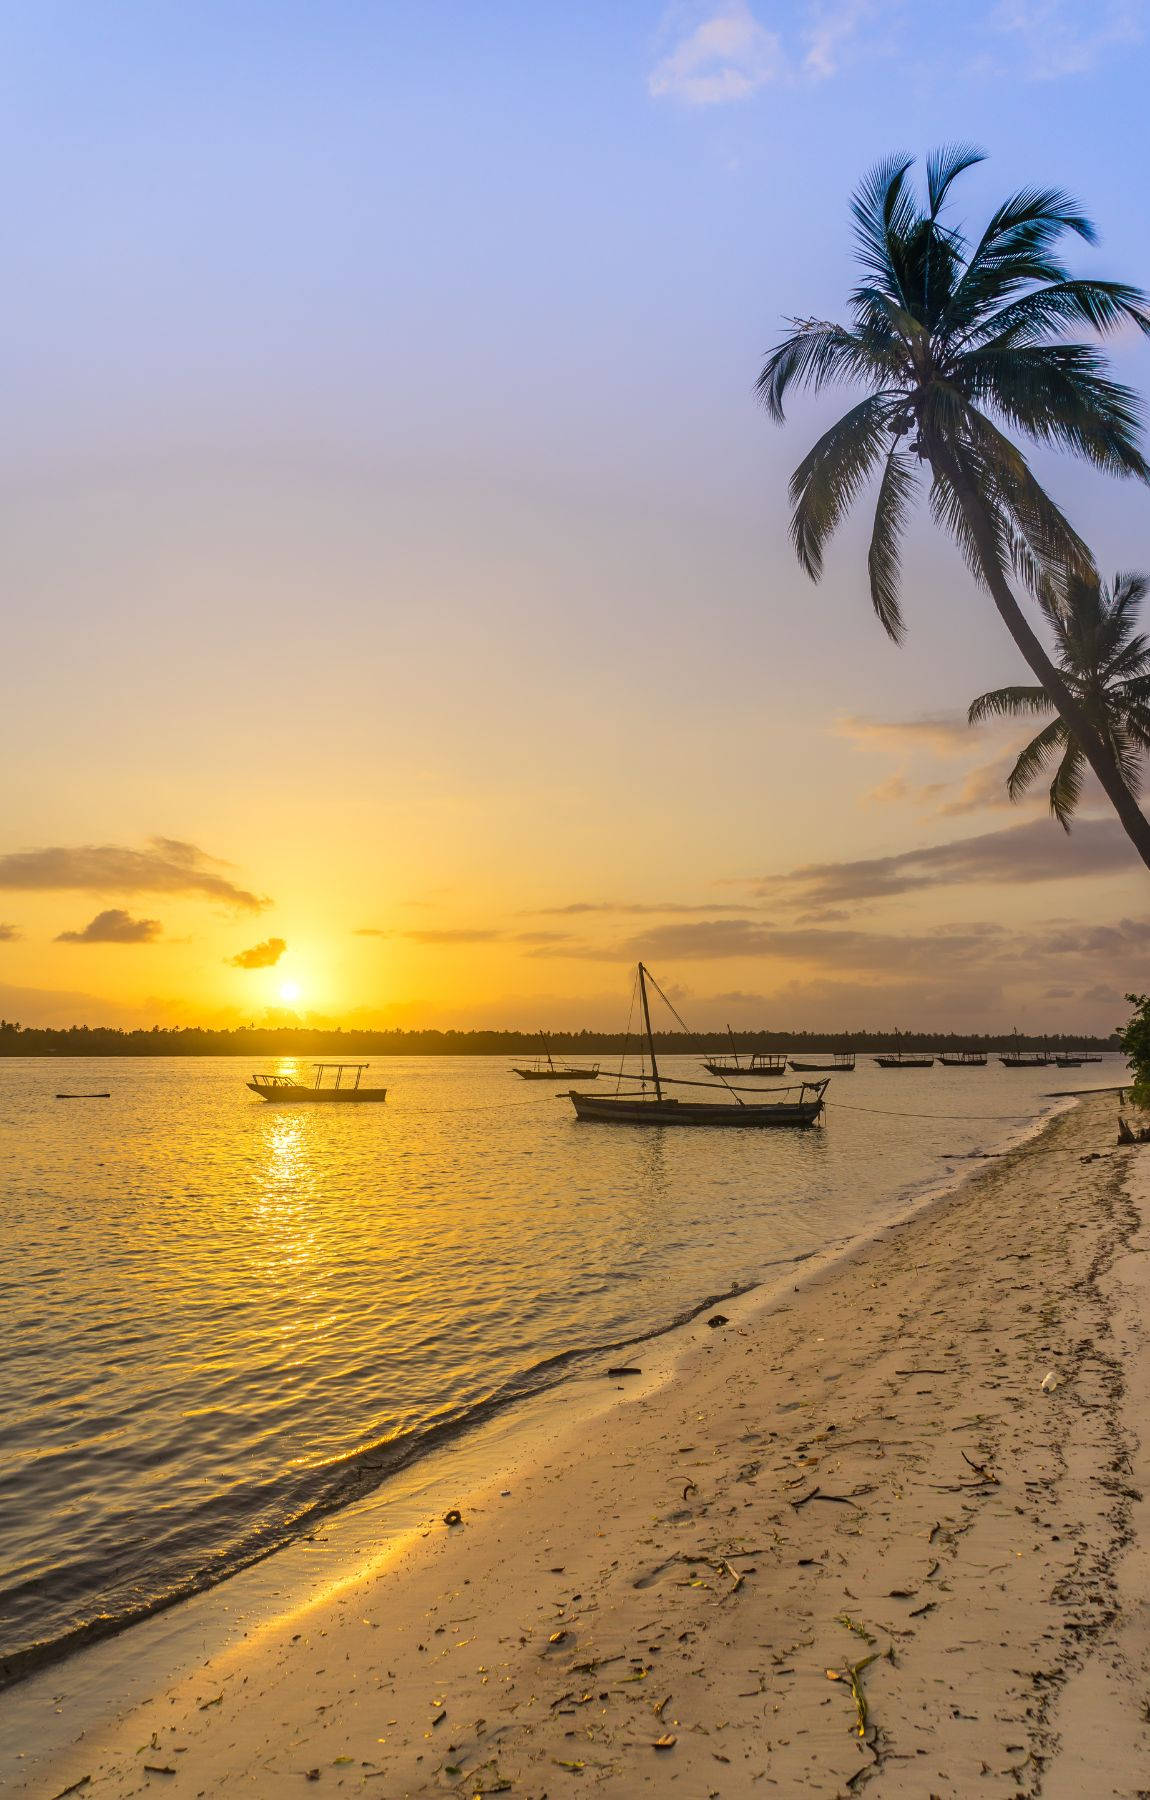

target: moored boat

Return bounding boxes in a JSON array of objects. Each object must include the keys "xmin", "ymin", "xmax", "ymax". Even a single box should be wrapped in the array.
[
  {"xmin": 789, "ymin": 1051, "xmax": 856, "ymax": 1073},
  {"xmin": 568, "ymin": 964, "xmax": 828, "ymax": 1128},
  {"xmin": 702, "ymin": 1051, "xmax": 788, "ymax": 1077},
  {"xmin": 248, "ymin": 1062, "xmax": 388, "ymax": 1103},
  {"xmin": 513, "ymin": 1032, "xmax": 599, "ymax": 1081},
  {"xmin": 938, "ymin": 1049, "xmax": 987, "ymax": 1067},
  {"xmin": 875, "ymin": 1034, "xmax": 933, "ymax": 1069}
]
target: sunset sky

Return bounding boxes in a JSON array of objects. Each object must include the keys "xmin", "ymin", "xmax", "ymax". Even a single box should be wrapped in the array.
[{"xmin": 2, "ymin": 0, "xmax": 1149, "ymax": 1033}]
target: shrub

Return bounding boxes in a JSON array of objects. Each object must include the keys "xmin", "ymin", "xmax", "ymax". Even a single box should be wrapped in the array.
[{"xmin": 1117, "ymin": 993, "xmax": 1150, "ymax": 1109}]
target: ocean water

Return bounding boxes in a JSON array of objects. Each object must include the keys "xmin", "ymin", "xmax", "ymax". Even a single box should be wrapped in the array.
[{"xmin": 0, "ymin": 1052, "xmax": 1111, "ymax": 1678}]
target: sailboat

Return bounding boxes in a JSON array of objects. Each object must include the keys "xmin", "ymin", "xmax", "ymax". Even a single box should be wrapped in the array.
[
  {"xmin": 512, "ymin": 1032, "xmax": 600, "ymax": 1081},
  {"xmin": 702, "ymin": 1025, "xmax": 787, "ymax": 1078},
  {"xmin": 789, "ymin": 1050, "xmax": 856, "ymax": 1072},
  {"xmin": 567, "ymin": 964, "xmax": 828, "ymax": 1127},
  {"xmin": 874, "ymin": 1032, "xmax": 934, "ymax": 1069},
  {"xmin": 938, "ymin": 1049, "xmax": 988, "ymax": 1067},
  {"xmin": 999, "ymin": 1031, "xmax": 1049, "ymax": 1068}
]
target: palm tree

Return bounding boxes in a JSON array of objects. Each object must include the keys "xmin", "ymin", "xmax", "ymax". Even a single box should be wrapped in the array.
[
  {"xmin": 757, "ymin": 146, "xmax": 1150, "ymax": 868},
  {"xmin": 969, "ymin": 569, "xmax": 1150, "ymax": 829}
]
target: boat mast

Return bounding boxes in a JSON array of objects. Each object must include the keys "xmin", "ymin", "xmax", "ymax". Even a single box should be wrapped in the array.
[
  {"xmin": 540, "ymin": 1029, "xmax": 554, "ymax": 1072},
  {"xmin": 638, "ymin": 963, "xmax": 662, "ymax": 1102}
]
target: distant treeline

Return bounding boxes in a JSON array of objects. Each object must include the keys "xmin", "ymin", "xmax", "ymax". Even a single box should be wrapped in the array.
[{"xmin": 0, "ymin": 1021, "xmax": 1120, "ymax": 1057}]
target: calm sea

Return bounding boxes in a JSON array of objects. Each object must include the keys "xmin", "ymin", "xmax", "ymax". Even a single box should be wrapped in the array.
[{"xmin": 0, "ymin": 1052, "xmax": 1109, "ymax": 1678}]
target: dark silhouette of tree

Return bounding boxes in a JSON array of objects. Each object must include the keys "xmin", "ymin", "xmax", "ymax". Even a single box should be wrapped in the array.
[
  {"xmin": 758, "ymin": 146, "xmax": 1150, "ymax": 868},
  {"xmin": 969, "ymin": 570, "xmax": 1150, "ymax": 828}
]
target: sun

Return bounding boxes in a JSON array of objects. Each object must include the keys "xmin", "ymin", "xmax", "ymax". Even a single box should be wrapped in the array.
[{"xmin": 278, "ymin": 980, "xmax": 302, "ymax": 1005}]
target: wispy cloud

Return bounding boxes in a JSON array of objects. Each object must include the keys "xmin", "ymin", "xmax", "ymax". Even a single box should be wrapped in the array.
[
  {"xmin": 802, "ymin": 0, "xmax": 888, "ymax": 76},
  {"xmin": 0, "ymin": 839, "xmax": 265, "ymax": 911},
  {"xmin": 356, "ymin": 927, "xmax": 574, "ymax": 947},
  {"xmin": 530, "ymin": 899, "xmax": 752, "ymax": 917},
  {"xmin": 57, "ymin": 909, "xmax": 162, "ymax": 945},
  {"xmin": 835, "ymin": 711, "xmax": 980, "ymax": 757},
  {"xmin": 992, "ymin": 0, "xmax": 1145, "ymax": 77},
  {"xmin": 756, "ymin": 816, "xmax": 1136, "ymax": 906},
  {"xmin": 648, "ymin": 2, "xmax": 784, "ymax": 103},
  {"xmin": 227, "ymin": 936, "xmax": 286, "ymax": 969},
  {"xmin": 0, "ymin": 923, "xmax": 19, "ymax": 942}
]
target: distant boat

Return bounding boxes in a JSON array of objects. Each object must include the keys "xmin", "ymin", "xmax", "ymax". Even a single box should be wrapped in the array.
[
  {"xmin": 999, "ymin": 1033, "xmax": 1049, "ymax": 1068},
  {"xmin": 513, "ymin": 1032, "xmax": 600, "ymax": 1081},
  {"xmin": 702, "ymin": 1027, "xmax": 787, "ymax": 1078},
  {"xmin": 875, "ymin": 1034, "xmax": 934, "ymax": 1069},
  {"xmin": 568, "ymin": 964, "xmax": 828, "ymax": 1127},
  {"xmin": 938, "ymin": 1050, "xmax": 987, "ymax": 1067},
  {"xmin": 789, "ymin": 1051, "xmax": 856, "ymax": 1073},
  {"xmin": 1053, "ymin": 1053, "xmax": 1085, "ymax": 1068},
  {"xmin": 248, "ymin": 1062, "xmax": 388, "ymax": 1103}
]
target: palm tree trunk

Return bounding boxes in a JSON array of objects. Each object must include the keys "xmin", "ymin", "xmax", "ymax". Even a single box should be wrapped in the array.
[{"xmin": 942, "ymin": 459, "xmax": 1150, "ymax": 872}]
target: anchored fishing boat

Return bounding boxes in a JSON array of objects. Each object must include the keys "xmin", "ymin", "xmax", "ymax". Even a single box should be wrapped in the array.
[
  {"xmin": 702, "ymin": 1029, "xmax": 787, "ymax": 1078},
  {"xmin": 999, "ymin": 1033, "xmax": 1049, "ymax": 1069},
  {"xmin": 875, "ymin": 1034, "xmax": 934, "ymax": 1069},
  {"xmin": 938, "ymin": 1050, "xmax": 987, "ymax": 1067},
  {"xmin": 248, "ymin": 1062, "xmax": 388, "ymax": 1103},
  {"xmin": 512, "ymin": 1032, "xmax": 600, "ymax": 1081},
  {"xmin": 568, "ymin": 964, "xmax": 828, "ymax": 1128},
  {"xmin": 789, "ymin": 1051, "xmax": 856, "ymax": 1073}
]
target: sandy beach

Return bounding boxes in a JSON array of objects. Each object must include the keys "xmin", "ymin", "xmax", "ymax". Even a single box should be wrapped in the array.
[{"xmin": 7, "ymin": 1091, "xmax": 1150, "ymax": 1799}]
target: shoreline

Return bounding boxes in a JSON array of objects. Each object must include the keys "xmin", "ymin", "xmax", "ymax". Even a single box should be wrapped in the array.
[
  {"xmin": 6, "ymin": 1091, "xmax": 1148, "ymax": 1795},
  {"xmin": 1, "ymin": 1085, "xmax": 1066, "ymax": 1698}
]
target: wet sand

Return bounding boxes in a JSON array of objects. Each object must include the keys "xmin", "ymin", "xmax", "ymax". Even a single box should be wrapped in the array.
[{"xmin": 7, "ymin": 1093, "xmax": 1150, "ymax": 1798}]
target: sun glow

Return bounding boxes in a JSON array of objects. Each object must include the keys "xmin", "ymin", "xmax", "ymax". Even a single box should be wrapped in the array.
[{"xmin": 278, "ymin": 980, "xmax": 302, "ymax": 1005}]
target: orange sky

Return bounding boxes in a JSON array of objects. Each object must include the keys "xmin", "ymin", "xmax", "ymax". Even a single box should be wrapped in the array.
[{"xmin": 2, "ymin": 6, "xmax": 1148, "ymax": 1035}]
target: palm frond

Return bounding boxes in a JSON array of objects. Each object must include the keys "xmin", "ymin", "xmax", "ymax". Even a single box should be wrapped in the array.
[
  {"xmin": 849, "ymin": 154, "xmax": 918, "ymax": 298},
  {"xmin": 967, "ymin": 684, "xmax": 1052, "ymax": 724},
  {"xmin": 788, "ymin": 397, "xmax": 896, "ymax": 578},
  {"xmin": 953, "ymin": 343, "xmax": 1150, "ymax": 478},
  {"xmin": 967, "ymin": 279, "xmax": 1150, "ymax": 348},
  {"xmin": 755, "ymin": 321, "xmax": 899, "ymax": 422},
  {"xmin": 1049, "ymin": 738, "xmax": 1087, "ymax": 828},
  {"xmin": 867, "ymin": 445, "xmax": 918, "ymax": 641},
  {"xmin": 1007, "ymin": 716, "xmax": 1068, "ymax": 801},
  {"xmin": 926, "ymin": 143, "xmax": 985, "ymax": 219}
]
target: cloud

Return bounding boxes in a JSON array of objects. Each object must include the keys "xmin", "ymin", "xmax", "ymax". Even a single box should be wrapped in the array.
[
  {"xmin": 0, "ymin": 923, "xmax": 18, "ymax": 941},
  {"xmin": 227, "ymin": 937, "xmax": 287, "ymax": 969},
  {"xmin": 991, "ymin": 0, "xmax": 1145, "ymax": 77},
  {"xmin": 358, "ymin": 925, "xmax": 574, "ymax": 948},
  {"xmin": 530, "ymin": 899, "xmax": 751, "ymax": 917},
  {"xmin": 755, "ymin": 817, "xmax": 1137, "ymax": 906},
  {"xmin": 803, "ymin": 0, "xmax": 885, "ymax": 76},
  {"xmin": 648, "ymin": 2, "xmax": 783, "ymax": 103},
  {"xmin": 836, "ymin": 711, "xmax": 980, "ymax": 757},
  {"xmin": 57, "ymin": 909, "xmax": 162, "ymax": 944},
  {"xmin": 0, "ymin": 839, "xmax": 265, "ymax": 910}
]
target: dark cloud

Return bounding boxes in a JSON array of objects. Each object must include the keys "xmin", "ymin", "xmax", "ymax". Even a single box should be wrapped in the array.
[
  {"xmin": 57, "ymin": 909, "xmax": 162, "ymax": 944},
  {"xmin": 227, "ymin": 936, "xmax": 287, "ymax": 969},
  {"xmin": 755, "ymin": 817, "xmax": 1137, "ymax": 907},
  {"xmin": 529, "ymin": 900, "xmax": 751, "ymax": 917},
  {"xmin": 0, "ymin": 923, "xmax": 19, "ymax": 941},
  {"xmin": 0, "ymin": 839, "xmax": 265, "ymax": 910}
]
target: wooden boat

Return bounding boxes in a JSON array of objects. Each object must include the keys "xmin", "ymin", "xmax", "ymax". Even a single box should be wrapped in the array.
[
  {"xmin": 789, "ymin": 1052, "xmax": 856, "ymax": 1073},
  {"xmin": 568, "ymin": 964, "xmax": 828, "ymax": 1128},
  {"xmin": 999, "ymin": 1034, "xmax": 1049, "ymax": 1068},
  {"xmin": 1054, "ymin": 1054, "xmax": 1085, "ymax": 1068},
  {"xmin": 875, "ymin": 1035, "xmax": 934, "ymax": 1069},
  {"xmin": 702, "ymin": 1025, "xmax": 786, "ymax": 1078},
  {"xmin": 248, "ymin": 1062, "xmax": 388, "ymax": 1103},
  {"xmin": 513, "ymin": 1032, "xmax": 599, "ymax": 1081},
  {"xmin": 938, "ymin": 1050, "xmax": 987, "ymax": 1067}
]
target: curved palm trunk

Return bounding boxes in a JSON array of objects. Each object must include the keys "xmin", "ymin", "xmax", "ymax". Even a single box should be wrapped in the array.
[{"xmin": 942, "ymin": 458, "xmax": 1150, "ymax": 872}]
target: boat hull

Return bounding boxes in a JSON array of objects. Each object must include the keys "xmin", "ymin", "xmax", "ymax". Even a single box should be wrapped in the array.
[
  {"xmin": 568, "ymin": 1090, "xmax": 824, "ymax": 1127},
  {"xmin": 702, "ymin": 1061, "xmax": 788, "ymax": 1077},
  {"xmin": 789, "ymin": 1059, "xmax": 855, "ymax": 1073},
  {"xmin": 247, "ymin": 1083, "xmax": 388, "ymax": 1103},
  {"xmin": 874, "ymin": 1057, "xmax": 934, "ymax": 1068},
  {"xmin": 938, "ymin": 1056, "xmax": 987, "ymax": 1067},
  {"xmin": 513, "ymin": 1067, "xmax": 599, "ymax": 1080}
]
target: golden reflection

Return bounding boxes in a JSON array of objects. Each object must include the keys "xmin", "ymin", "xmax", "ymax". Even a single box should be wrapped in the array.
[{"xmin": 252, "ymin": 1110, "xmax": 320, "ymax": 1284}]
